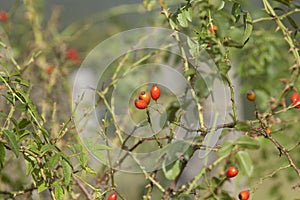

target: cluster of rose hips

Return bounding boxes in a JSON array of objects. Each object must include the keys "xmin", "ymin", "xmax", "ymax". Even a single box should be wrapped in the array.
[
  {"xmin": 134, "ymin": 84, "xmax": 160, "ymax": 109},
  {"xmin": 226, "ymin": 166, "xmax": 250, "ymax": 200}
]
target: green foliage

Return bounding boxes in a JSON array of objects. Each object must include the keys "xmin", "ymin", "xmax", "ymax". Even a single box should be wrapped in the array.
[
  {"xmin": 162, "ymin": 159, "xmax": 181, "ymax": 180},
  {"xmin": 236, "ymin": 151, "xmax": 254, "ymax": 177},
  {"xmin": 0, "ymin": 0, "xmax": 299, "ymax": 199}
]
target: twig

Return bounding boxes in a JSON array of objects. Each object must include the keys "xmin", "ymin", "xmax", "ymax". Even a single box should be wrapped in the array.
[
  {"xmin": 257, "ymin": 128, "xmax": 300, "ymax": 177},
  {"xmin": 73, "ymin": 175, "xmax": 93, "ymax": 200},
  {"xmin": 252, "ymin": 164, "xmax": 290, "ymax": 192},
  {"xmin": 0, "ymin": 186, "xmax": 37, "ymax": 198}
]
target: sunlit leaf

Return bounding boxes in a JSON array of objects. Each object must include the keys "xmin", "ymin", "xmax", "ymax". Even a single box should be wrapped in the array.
[
  {"xmin": 236, "ymin": 151, "xmax": 253, "ymax": 177},
  {"xmin": 62, "ymin": 159, "xmax": 72, "ymax": 186},
  {"xmin": 3, "ymin": 129, "xmax": 19, "ymax": 157},
  {"xmin": 217, "ymin": 141, "xmax": 233, "ymax": 157},
  {"xmin": 162, "ymin": 159, "xmax": 181, "ymax": 180}
]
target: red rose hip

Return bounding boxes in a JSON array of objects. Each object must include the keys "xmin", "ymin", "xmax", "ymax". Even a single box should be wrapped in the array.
[
  {"xmin": 134, "ymin": 99, "xmax": 147, "ymax": 109},
  {"xmin": 107, "ymin": 192, "xmax": 117, "ymax": 200},
  {"xmin": 226, "ymin": 166, "xmax": 239, "ymax": 178},
  {"xmin": 0, "ymin": 11, "xmax": 8, "ymax": 22},
  {"xmin": 65, "ymin": 48, "xmax": 81, "ymax": 64},
  {"xmin": 246, "ymin": 90, "xmax": 256, "ymax": 101},
  {"xmin": 238, "ymin": 190, "xmax": 250, "ymax": 200},
  {"xmin": 151, "ymin": 84, "xmax": 160, "ymax": 101},
  {"xmin": 139, "ymin": 91, "xmax": 151, "ymax": 105},
  {"xmin": 209, "ymin": 25, "xmax": 218, "ymax": 34},
  {"xmin": 291, "ymin": 92, "xmax": 300, "ymax": 108}
]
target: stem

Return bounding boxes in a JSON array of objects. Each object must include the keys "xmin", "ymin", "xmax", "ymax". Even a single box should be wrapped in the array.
[
  {"xmin": 73, "ymin": 175, "xmax": 93, "ymax": 200},
  {"xmin": 262, "ymin": 0, "xmax": 300, "ymax": 110}
]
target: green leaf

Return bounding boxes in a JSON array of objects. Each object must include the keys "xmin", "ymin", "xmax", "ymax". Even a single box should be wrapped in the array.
[
  {"xmin": 47, "ymin": 153, "xmax": 61, "ymax": 169},
  {"xmin": 219, "ymin": 128, "xmax": 231, "ymax": 139},
  {"xmin": 177, "ymin": 13, "xmax": 188, "ymax": 27},
  {"xmin": 40, "ymin": 144, "xmax": 55, "ymax": 156},
  {"xmin": 3, "ymin": 129, "xmax": 19, "ymax": 157},
  {"xmin": 184, "ymin": 68, "xmax": 197, "ymax": 78},
  {"xmin": 187, "ymin": 37, "xmax": 199, "ymax": 57},
  {"xmin": 13, "ymin": 77, "xmax": 30, "ymax": 87},
  {"xmin": 62, "ymin": 159, "xmax": 72, "ymax": 186},
  {"xmin": 177, "ymin": 193, "xmax": 192, "ymax": 199},
  {"xmin": 194, "ymin": 77, "xmax": 210, "ymax": 99},
  {"xmin": 164, "ymin": 101, "xmax": 180, "ymax": 125},
  {"xmin": 234, "ymin": 136, "xmax": 260, "ymax": 149},
  {"xmin": 25, "ymin": 159, "xmax": 34, "ymax": 175},
  {"xmin": 242, "ymin": 12, "xmax": 253, "ymax": 45},
  {"xmin": 18, "ymin": 130, "xmax": 31, "ymax": 141},
  {"xmin": 15, "ymin": 104, "xmax": 27, "ymax": 112},
  {"xmin": 234, "ymin": 121, "xmax": 251, "ymax": 131},
  {"xmin": 85, "ymin": 166, "xmax": 97, "ymax": 175},
  {"xmin": 85, "ymin": 138, "xmax": 111, "ymax": 151},
  {"xmin": 211, "ymin": 177, "xmax": 222, "ymax": 188},
  {"xmin": 209, "ymin": 0, "xmax": 225, "ymax": 10},
  {"xmin": 0, "ymin": 111, "xmax": 7, "ymax": 118},
  {"xmin": 54, "ymin": 184, "xmax": 64, "ymax": 200},
  {"xmin": 186, "ymin": 7, "xmax": 192, "ymax": 22},
  {"xmin": 217, "ymin": 141, "xmax": 233, "ymax": 157},
  {"xmin": 162, "ymin": 160, "xmax": 181, "ymax": 180},
  {"xmin": 3, "ymin": 93, "xmax": 14, "ymax": 105},
  {"xmin": 220, "ymin": 190, "xmax": 232, "ymax": 200},
  {"xmin": 15, "ymin": 87, "xmax": 29, "ymax": 103},
  {"xmin": 18, "ymin": 118, "xmax": 31, "ymax": 129},
  {"xmin": 27, "ymin": 101, "xmax": 42, "ymax": 122},
  {"xmin": 26, "ymin": 140, "xmax": 40, "ymax": 154},
  {"xmin": 60, "ymin": 152, "xmax": 72, "ymax": 168},
  {"xmin": 169, "ymin": 18, "xmax": 178, "ymax": 30},
  {"xmin": 39, "ymin": 128, "xmax": 49, "ymax": 137},
  {"xmin": 0, "ymin": 143, "xmax": 5, "ymax": 170},
  {"xmin": 37, "ymin": 182, "xmax": 48, "ymax": 193},
  {"xmin": 231, "ymin": 3, "xmax": 241, "ymax": 22},
  {"xmin": 236, "ymin": 151, "xmax": 253, "ymax": 177},
  {"xmin": 286, "ymin": 16, "xmax": 298, "ymax": 29},
  {"xmin": 76, "ymin": 145, "xmax": 88, "ymax": 168},
  {"xmin": 95, "ymin": 144, "xmax": 111, "ymax": 150}
]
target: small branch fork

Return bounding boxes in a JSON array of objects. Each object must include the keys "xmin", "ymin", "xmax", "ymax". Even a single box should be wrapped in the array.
[{"xmin": 257, "ymin": 127, "xmax": 300, "ymax": 177}]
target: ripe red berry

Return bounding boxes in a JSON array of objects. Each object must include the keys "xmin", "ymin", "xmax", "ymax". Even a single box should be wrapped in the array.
[
  {"xmin": 134, "ymin": 99, "xmax": 147, "ymax": 109},
  {"xmin": 108, "ymin": 192, "xmax": 117, "ymax": 200},
  {"xmin": 65, "ymin": 48, "xmax": 81, "ymax": 64},
  {"xmin": 139, "ymin": 91, "xmax": 151, "ymax": 105},
  {"xmin": 0, "ymin": 11, "xmax": 8, "ymax": 22},
  {"xmin": 238, "ymin": 190, "xmax": 250, "ymax": 200},
  {"xmin": 151, "ymin": 84, "xmax": 160, "ymax": 101},
  {"xmin": 226, "ymin": 166, "xmax": 239, "ymax": 178},
  {"xmin": 246, "ymin": 90, "xmax": 256, "ymax": 101},
  {"xmin": 291, "ymin": 92, "xmax": 300, "ymax": 108},
  {"xmin": 208, "ymin": 25, "xmax": 218, "ymax": 34}
]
